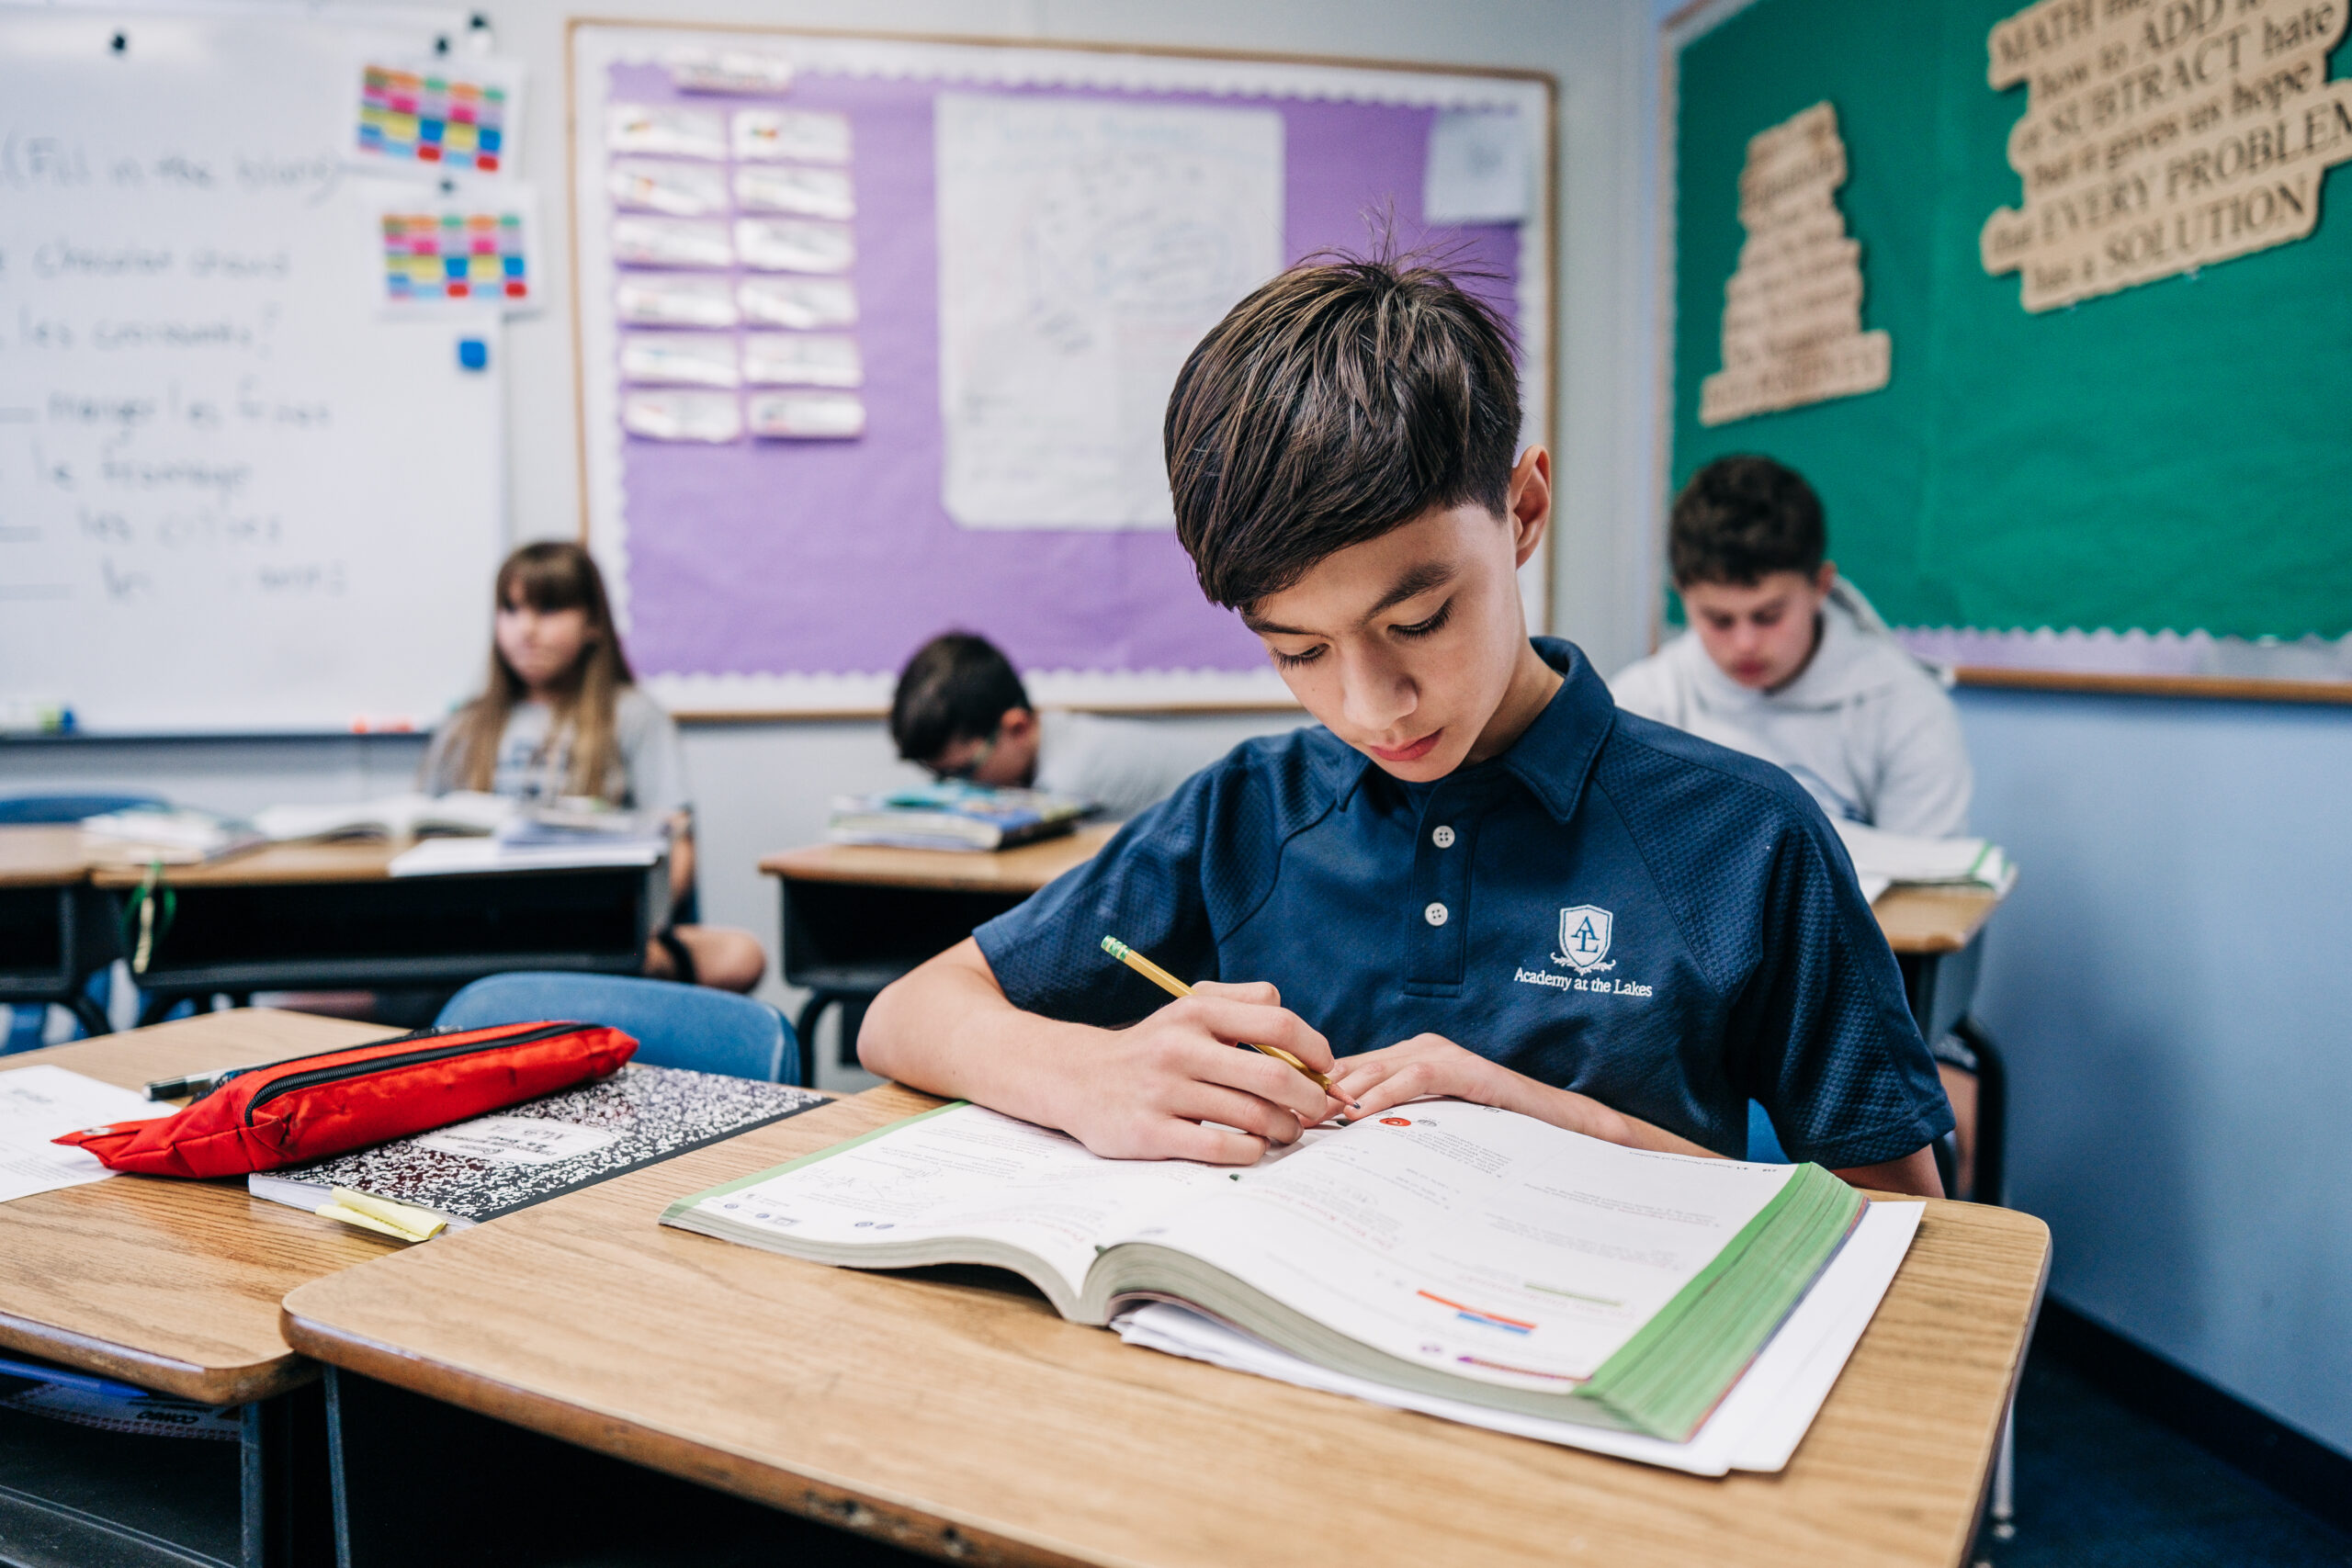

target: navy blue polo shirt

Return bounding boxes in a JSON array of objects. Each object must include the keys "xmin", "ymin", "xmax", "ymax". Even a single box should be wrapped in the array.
[{"xmin": 975, "ymin": 637, "xmax": 1952, "ymax": 1169}]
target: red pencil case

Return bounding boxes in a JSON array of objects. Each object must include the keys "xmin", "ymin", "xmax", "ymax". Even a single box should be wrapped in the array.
[{"xmin": 54, "ymin": 1021, "xmax": 637, "ymax": 1179}]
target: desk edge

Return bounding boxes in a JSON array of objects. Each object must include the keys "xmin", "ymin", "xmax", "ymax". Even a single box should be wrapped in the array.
[
  {"xmin": 278, "ymin": 1305, "xmax": 1096, "ymax": 1567},
  {"xmin": 0, "ymin": 1308, "xmax": 316, "ymax": 1407}
]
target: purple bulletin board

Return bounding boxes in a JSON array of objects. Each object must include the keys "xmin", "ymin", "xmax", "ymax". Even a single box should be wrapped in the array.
[{"xmin": 571, "ymin": 28, "xmax": 1555, "ymax": 713}]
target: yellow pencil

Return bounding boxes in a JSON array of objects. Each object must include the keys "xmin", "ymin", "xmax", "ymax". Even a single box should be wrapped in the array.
[{"xmin": 1101, "ymin": 935, "xmax": 1336, "ymax": 1093}]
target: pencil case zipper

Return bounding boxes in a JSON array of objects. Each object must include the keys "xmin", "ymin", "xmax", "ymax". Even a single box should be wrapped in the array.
[{"xmin": 239, "ymin": 1021, "xmax": 587, "ymax": 1128}]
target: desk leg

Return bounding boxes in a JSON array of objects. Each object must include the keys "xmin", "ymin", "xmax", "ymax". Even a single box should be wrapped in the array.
[
  {"xmin": 240, "ymin": 1383, "xmax": 334, "ymax": 1568},
  {"xmin": 324, "ymin": 1369, "xmax": 922, "ymax": 1567}
]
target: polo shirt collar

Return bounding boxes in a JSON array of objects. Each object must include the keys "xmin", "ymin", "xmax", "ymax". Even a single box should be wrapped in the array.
[
  {"xmin": 1311, "ymin": 637, "xmax": 1614, "ymax": 824},
  {"xmin": 1503, "ymin": 637, "xmax": 1613, "ymax": 824}
]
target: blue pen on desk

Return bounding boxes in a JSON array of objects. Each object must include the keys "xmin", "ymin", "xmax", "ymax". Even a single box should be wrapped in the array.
[{"xmin": 0, "ymin": 1352, "xmax": 156, "ymax": 1402}]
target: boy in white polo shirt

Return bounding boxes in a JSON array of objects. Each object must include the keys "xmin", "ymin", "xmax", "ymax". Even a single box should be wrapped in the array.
[{"xmin": 1610, "ymin": 456, "xmax": 1970, "ymax": 838}]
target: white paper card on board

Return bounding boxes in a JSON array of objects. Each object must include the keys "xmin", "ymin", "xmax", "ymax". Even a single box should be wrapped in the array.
[
  {"xmin": 611, "ymin": 217, "xmax": 734, "ymax": 269},
  {"xmin": 620, "ymin": 332, "xmax": 741, "ymax": 388},
  {"xmin": 606, "ymin": 102, "xmax": 726, "ymax": 159},
  {"xmin": 1423, "ymin": 108, "xmax": 1530, "ymax": 225},
  {"xmin": 615, "ymin": 274, "xmax": 740, "ymax": 328},
  {"xmin": 748, "ymin": 390, "xmax": 865, "ymax": 439},
  {"xmin": 732, "ymin": 107, "xmax": 852, "ymax": 163},
  {"xmin": 622, "ymin": 389, "xmax": 741, "ymax": 443},
  {"xmin": 738, "ymin": 276, "xmax": 857, "ymax": 329},
  {"xmin": 734, "ymin": 164, "xmax": 855, "ymax": 220},
  {"xmin": 934, "ymin": 95, "xmax": 1283, "ymax": 529},
  {"xmin": 608, "ymin": 159, "xmax": 729, "ymax": 218},
  {"xmin": 735, "ymin": 218, "xmax": 854, "ymax": 274},
  {"xmin": 666, "ymin": 48, "xmax": 794, "ymax": 96},
  {"xmin": 0, "ymin": 1066, "xmax": 160, "ymax": 1204},
  {"xmin": 743, "ymin": 333, "xmax": 862, "ymax": 388}
]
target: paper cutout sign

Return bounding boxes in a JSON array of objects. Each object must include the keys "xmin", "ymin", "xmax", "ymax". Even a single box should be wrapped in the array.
[
  {"xmin": 1698, "ymin": 102, "xmax": 1892, "ymax": 426},
  {"xmin": 1981, "ymin": 0, "xmax": 2352, "ymax": 311}
]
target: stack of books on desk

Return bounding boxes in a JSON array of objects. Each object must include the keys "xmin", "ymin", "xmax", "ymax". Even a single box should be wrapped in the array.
[
  {"xmin": 1834, "ymin": 821, "xmax": 2018, "ymax": 905},
  {"xmin": 387, "ymin": 807, "xmax": 670, "ymax": 875},
  {"xmin": 79, "ymin": 806, "xmax": 264, "ymax": 865},
  {"xmin": 827, "ymin": 784, "xmax": 1092, "ymax": 851},
  {"xmin": 662, "ymin": 1100, "xmax": 1923, "ymax": 1474},
  {"xmin": 252, "ymin": 792, "xmax": 514, "ymax": 843}
]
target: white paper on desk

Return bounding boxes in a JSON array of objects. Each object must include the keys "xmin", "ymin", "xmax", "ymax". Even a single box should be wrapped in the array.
[
  {"xmin": 0, "ymin": 1066, "xmax": 160, "ymax": 1203},
  {"xmin": 386, "ymin": 838, "xmax": 663, "ymax": 876},
  {"xmin": 1114, "ymin": 1201, "xmax": 1923, "ymax": 1476}
]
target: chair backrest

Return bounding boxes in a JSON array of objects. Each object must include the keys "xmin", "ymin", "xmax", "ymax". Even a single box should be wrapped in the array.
[
  {"xmin": 435, "ymin": 972, "xmax": 805, "ymax": 1086},
  {"xmin": 0, "ymin": 793, "xmax": 167, "ymax": 825}
]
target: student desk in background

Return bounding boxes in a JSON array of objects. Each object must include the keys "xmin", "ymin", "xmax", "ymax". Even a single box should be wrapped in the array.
[
  {"xmin": 763, "ymin": 829, "xmax": 2007, "ymax": 1071},
  {"xmin": 90, "ymin": 843, "xmax": 672, "ymax": 1025},
  {"xmin": 0, "ymin": 827, "xmax": 119, "ymax": 1038},
  {"xmin": 0, "ymin": 1010, "xmax": 400, "ymax": 1568},
  {"xmin": 283, "ymin": 1082, "xmax": 2052, "ymax": 1568},
  {"xmin": 762, "ymin": 827, "xmax": 1116, "ymax": 1067}
]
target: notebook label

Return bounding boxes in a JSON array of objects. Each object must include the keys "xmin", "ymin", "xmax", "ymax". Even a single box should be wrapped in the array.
[{"xmin": 414, "ymin": 1115, "xmax": 624, "ymax": 1166}]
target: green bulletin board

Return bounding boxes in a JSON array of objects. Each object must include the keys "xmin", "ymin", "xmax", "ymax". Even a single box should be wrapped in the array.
[{"xmin": 1668, "ymin": 0, "xmax": 2352, "ymax": 655}]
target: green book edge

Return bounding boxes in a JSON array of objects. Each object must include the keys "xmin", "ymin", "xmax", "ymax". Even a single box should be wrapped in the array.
[
  {"xmin": 1579, "ymin": 1163, "xmax": 1863, "ymax": 1438},
  {"xmin": 659, "ymin": 1100, "xmax": 970, "ymax": 1221}
]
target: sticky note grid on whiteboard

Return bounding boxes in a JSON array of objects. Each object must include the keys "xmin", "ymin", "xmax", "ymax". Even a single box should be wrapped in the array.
[{"xmin": 356, "ymin": 60, "xmax": 520, "ymax": 175}]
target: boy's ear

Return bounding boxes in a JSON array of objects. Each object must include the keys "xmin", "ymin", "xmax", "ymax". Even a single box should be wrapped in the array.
[
  {"xmin": 999, "ymin": 706, "xmax": 1039, "ymax": 740},
  {"xmin": 1813, "ymin": 561, "xmax": 1838, "ymax": 595},
  {"xmin": 1507, "ymin": 446, "xmax": 1552, "ymax": 568}
]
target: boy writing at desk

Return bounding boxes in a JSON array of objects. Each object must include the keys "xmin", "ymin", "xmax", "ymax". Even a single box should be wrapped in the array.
[{"xmin": 861, "ymin": 256, "xmax": 1950, "ymax": 1197}]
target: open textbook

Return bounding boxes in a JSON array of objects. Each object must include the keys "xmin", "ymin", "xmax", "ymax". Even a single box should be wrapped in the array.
[{"xmin": 663, "ymin": 1100, "xmax": 1879, "ymax": 1446}]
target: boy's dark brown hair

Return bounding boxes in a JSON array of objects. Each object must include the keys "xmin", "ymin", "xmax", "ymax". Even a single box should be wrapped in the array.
[
  {"xmin": 1668, "ymin": 456, "xmax": 1826, "ymax": 587},
  {"xmin": 890, "ymin": 632, "xmax": 1030, "ymax": 765},
  {"xmin": 1163, "ymin": 253, "xmax": 1521, "ymax": 610}
]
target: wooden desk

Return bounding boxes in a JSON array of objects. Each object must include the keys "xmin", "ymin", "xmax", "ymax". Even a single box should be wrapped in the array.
[
  {"xmin": 0, "ymin": 825, "xmax": 119, "ymax": 1037},
  {"xmin": 86, "ymin": 842, "xmax": 671, "ymax": 1024},
  {"xmin": 1875, "ymin": 885, "xmax": 2003, "ymax": 955},
  {"xmin": 0, "ymin": 1009, "xmax": 398, "ymax": 1568},
  {"xmin": 285, "ymin": 1084, "xmax": 2051, "ymax": 1568},
  {"xmin": 761, "ymin": 827, "xmax": 1114, "ymax": 1065},
  {"xmin": 0, "ymin": 1010, "xmax": 397, "ymax": 1400}
]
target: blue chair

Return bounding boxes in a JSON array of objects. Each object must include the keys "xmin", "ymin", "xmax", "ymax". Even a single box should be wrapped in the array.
[
  {"xmin": 1746, "ymin": 1100, "xmax": 1790, "ymax": 1163},
  {"xmin": 0, "ymin": 793, "xmax": 166, "ymax": 825},
  {"xmin": 435, "ymin": 973, "xmax": 808, "ymax": 1087}
]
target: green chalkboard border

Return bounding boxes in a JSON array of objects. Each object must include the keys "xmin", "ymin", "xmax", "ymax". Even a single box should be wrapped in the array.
[{"xmin": 1659, "ymin": 0, "xmax": 2352, "ymax": 703}]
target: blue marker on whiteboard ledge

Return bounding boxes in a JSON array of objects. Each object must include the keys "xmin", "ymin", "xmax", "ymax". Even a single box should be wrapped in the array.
[{"xmin": 457, "ymin": 337, "xmax": 489, "ymax": 372}]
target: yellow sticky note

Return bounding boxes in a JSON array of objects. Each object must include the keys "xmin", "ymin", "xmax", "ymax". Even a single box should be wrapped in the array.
[{"xmin": 320, "ymin": 1187, "xmax": 446, "ymax": 1241}]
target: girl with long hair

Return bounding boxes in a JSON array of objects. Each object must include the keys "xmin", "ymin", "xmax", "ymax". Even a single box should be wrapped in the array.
[{"xmin": 419, "ymin": 541, "xmax": 765, "ymax": 992}]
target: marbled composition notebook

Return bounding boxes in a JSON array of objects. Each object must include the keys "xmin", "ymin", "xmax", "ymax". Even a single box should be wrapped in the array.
[{"xmin": 252, "ymin": 1064, "xmax": 827, "ymax": 1231}]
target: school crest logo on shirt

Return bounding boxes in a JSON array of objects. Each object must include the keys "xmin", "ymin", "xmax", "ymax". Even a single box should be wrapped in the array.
[{"xmin": 1555, "ymin": 906, "xmax": 1613, "ymax": 973}]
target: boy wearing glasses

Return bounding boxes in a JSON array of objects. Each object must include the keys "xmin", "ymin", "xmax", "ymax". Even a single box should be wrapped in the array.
[{"xmin": 889, "ymin": 631, "xmax": 1216, "ymax": 820}]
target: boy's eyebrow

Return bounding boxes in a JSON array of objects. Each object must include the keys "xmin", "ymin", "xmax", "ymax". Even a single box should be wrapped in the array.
[{"xmin": 1242, "ymin": 561, "xmax": 1457, "ymax": 637}]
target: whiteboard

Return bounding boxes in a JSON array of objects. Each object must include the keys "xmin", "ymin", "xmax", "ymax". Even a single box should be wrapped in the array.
[{"xmin": 0, "ymin": 5, "xmax": 506, "ymax": 734}]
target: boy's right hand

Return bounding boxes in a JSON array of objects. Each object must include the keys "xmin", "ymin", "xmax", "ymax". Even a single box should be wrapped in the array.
[{"xmin": 1045, "ymin": 979, "xmax": 1342, "ymax": 1165}]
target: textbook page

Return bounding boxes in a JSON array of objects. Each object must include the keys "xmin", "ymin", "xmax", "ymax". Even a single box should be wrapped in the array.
[
  {"xmin": 686, "ymin": 1104, "xmax": 1325, "ymax": 1311},
  {"xmin": 0, "ymin": 1067, "xmax": 158, "ymax": 1203},
  {"xmin": 1140, "ymin": 1102, "xmax": 1798, "ymax": 1395}
]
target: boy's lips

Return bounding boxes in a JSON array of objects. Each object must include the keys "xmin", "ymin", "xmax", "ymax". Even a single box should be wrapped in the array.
[{"xmin": 1368, "ymin": 729, "xmax": 1442, "ymax": 763}]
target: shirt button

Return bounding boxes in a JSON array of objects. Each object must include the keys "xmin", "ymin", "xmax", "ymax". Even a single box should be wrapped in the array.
[
  {"xmin": 1423, "ymin": 901, "xmax": 1449, "ymax": 927},
  {"xmin": 1430, "ymin": 825, "xmax": 1456, "ymax": 849}
]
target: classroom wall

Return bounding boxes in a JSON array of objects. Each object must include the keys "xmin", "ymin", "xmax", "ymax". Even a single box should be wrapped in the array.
[
  {"xmin": 4, "ymin": 0, "xmax": 1665, "ymax": 1082},
  {"xmin": 1958, "ymin": 689, "xmax": 2352, "ymax": 1458}
]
